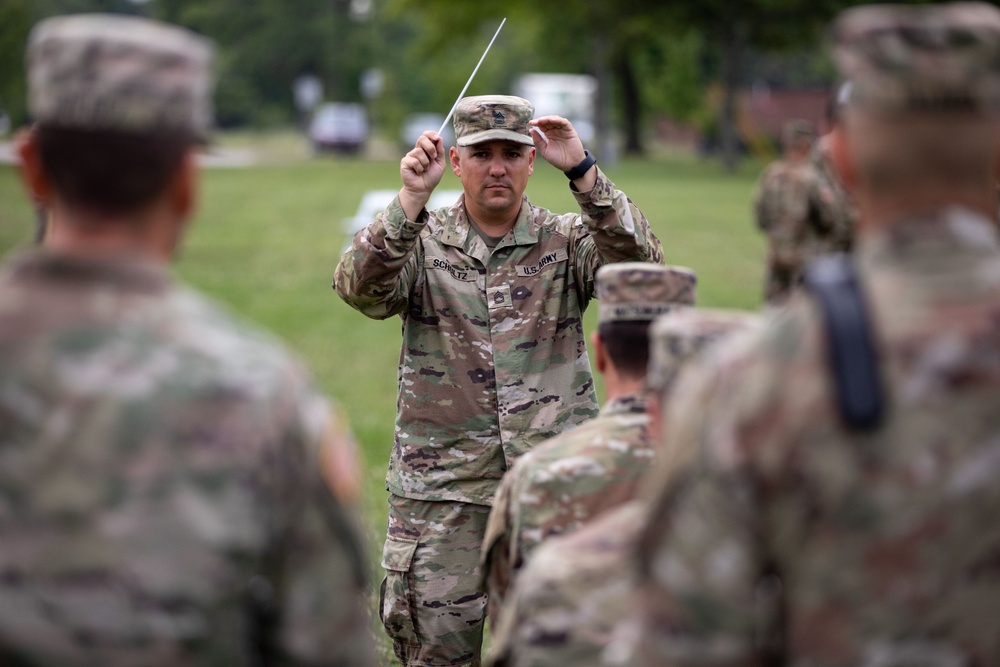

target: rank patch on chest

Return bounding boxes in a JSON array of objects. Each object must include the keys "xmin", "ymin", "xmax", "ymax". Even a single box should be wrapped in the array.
[
  {"xmin": 488, "ymin": 284, "xmax": 512, "ymax": 311},
  {"xmin": 515, "ymin": 248, "xmax": 568, "ymax": 277}
]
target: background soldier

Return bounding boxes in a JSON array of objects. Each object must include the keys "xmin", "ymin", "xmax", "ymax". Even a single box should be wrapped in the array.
[
  {"xmin": 631, "ymin": 4, "xmax": 1000, "ymax": 665},
  {"xmin": 810, "ymin": 84, "xmax": 859, "ymax": 255},
  {"xmin": 486, "ymin": 309, "xmax": 760, "ymax": 667},
  {"xmin": 480, "ymin": 263, "xmax": 695, "ymax": 616},
  {"xmin": 334, "ymin": 94, "xmax": 663, "ymax": 666},
  {"xmin": 754, "ymin": 119, "xmax": 817, "ymax": 303},
  {"xmin": 1, "ymin": 15, "xmax": 374, "ymax": 665}
]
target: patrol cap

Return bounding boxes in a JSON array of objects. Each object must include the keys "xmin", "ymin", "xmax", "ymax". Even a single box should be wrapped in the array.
[
  {"xmin": 453, "ymin": 95, "xmax": 535, "ymax": 147},
  {"xmin": 596, "ymin": 263, "xmax": 697, "ymax": 324},
  {"xmin": 645, "ymin": 309, "xmax": 762, "ymax": 397},
  {"xmin": 27, "ymin": 14, "xmax": 215, "ymax": 139},
  {"xmin": 832, "ymin": 2, "xmax": 1000, "ymax": 114},
  {"xmin": 783, "ymin": 118, "xmax": 816, "ymax": 143}
]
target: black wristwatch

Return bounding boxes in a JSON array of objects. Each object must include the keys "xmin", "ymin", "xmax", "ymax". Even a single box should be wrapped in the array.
[{"xmin": 563, "ymin": 150, "xmax": 596, "ymax": 180}]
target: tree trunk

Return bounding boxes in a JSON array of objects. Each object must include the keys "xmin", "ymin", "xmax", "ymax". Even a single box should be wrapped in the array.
[
  {"xmin": 592, "ymin": 34, "xmax": 615, "ymax": 165},
  {"xmin": 719, "ymin": 11, "xmax": 742, "ymax": 173},
  {"xmin": 615, "ymin": 48, "xmax": 643, "ymax": 156}
]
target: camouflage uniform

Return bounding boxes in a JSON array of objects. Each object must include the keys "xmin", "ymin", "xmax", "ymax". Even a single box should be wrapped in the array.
[
  {"xmin": 630, "ymin": 6, "xmax": 1000, "ymax": 666},
  {"xmin": 479, "ymin": 264, "xmax": 696, "ymax": 616},
  {"xmin": 0, "ymin": 15, "xmax": 375, "ymax": 666},
  {"xmin": 755, "ymin": 123, "xmax": 856, "ymax": 304},
  {"xmin": 810, "ymin": 134, "xmax": 858, "ymax": 254},
  {"xmin": 484, "ymin": 309, "xmax": 760, "ymax": 667},
  {"xmin": 334, "ymin": 95, "xmax": 662, "ymax": 666},
  {"xmin": 488, "ymin": 501, "xmax": 648, "ymax": 667}
]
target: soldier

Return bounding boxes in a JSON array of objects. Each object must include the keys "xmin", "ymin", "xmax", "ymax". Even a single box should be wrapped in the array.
[
  {"xmin": 485, "ymin": 309, "xmax": 760, "ymax": 667},
  {"xmin": 810, "ymin": 84, "xmax": 859, "ymax": 255},
  {"xmin": 479, "ymin": 263, "xmax": 696, "ymax": 617},
  {"xmin": 754, "ymin": 119, "xmax": 817, "ymax": 303},
  {"xmin": 631, "ymin": 4, "xmax": 1000, "ymax": 665},
  {"xmin": 1, "ymin": 15, "xmax": 375, "ymax": 665},
  {"xmin": 333, "ymin": 95, "xmax": 663, "ymax": 665}
]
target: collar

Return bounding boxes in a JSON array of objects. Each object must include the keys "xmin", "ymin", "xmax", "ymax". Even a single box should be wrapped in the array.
[
  {"xmin": 857, "ymin": 206, "xmax": 1000, "ymax": 271},
  {"xmin": 437, "ymin": 194, "xmax": 540, "ymax": 253},
  {"xmin": 599, "ymin": 394, "xmax": 647, "ymax": 418},
  {"xmin": 3, "ymin": 249, "xmax": 171, "ymax": 295}
]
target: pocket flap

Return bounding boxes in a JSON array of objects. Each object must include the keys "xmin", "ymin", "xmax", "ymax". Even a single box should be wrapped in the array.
[{"xmin": 381, "ymin": 535, "xmax": 418, "ymax": 571}]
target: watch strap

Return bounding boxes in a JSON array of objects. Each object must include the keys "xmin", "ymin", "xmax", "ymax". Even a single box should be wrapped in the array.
[{"xmin": 563, "ymin": 150, "xmax": 596, "ymax": 180}]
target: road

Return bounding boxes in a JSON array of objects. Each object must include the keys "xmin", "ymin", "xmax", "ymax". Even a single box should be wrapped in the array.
[{"xmin": 0, "ymin": 141, "xmax": 257, "ymax": 168}]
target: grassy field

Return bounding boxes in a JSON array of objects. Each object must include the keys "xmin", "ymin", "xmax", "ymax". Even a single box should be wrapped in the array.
[{"xmin": 0, "ymin": 132, "xmax": 766, "ymax": 664}]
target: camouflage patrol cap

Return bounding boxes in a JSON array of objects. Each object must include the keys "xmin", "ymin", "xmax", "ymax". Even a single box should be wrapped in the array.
[
  {"xmin": 596, "ymin": 263, "xmax": 696, "ymax": 324},
  {"xmin": 453, "ymin": 95, "xmax": 535, "ymax": 146},
  {"xmin": 645, "ymin": 309, "xmax": 761, "ymax": 396},
  {"xmin": 832, "ymin": 2, "xmax": 1000, "ymax": 114},
  {"xmin": 27, "ymin": 14, "xmax": 214, "ymax": 138},
  {"xmin": 783, "ymin": 119, "xmax": 816, "ymax": 143}
]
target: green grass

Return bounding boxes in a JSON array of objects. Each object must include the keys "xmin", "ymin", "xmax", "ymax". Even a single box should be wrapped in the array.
[{"xmin": 0, "ymin": 133, "xmax": 766, "ymax": 665}]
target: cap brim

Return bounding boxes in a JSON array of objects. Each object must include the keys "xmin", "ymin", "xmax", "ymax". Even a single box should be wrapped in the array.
[{"xmin": 457, "ymin": 128, "xmax": 535, "ymax": 147}]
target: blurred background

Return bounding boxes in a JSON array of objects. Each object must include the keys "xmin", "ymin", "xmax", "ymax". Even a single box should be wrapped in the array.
[{"xmin": 0, "ymin": 0, "xmax": 936, "ymax": 170}]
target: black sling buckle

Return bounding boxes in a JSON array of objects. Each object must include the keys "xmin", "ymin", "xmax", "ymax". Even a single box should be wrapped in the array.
[{"xmin": 804, "ymin": 254, "xmax": 885, "ymax": 431}]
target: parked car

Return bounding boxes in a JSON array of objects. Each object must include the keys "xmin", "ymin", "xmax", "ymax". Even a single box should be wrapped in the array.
[{"xmin": 309, "ymin": 103, "xmax": 368, "ymax": 154}]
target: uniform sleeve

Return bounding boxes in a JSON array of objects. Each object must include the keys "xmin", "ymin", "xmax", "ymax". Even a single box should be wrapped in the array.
[
  {"xmin": 262, "ymin": 378, "xmax": 377, "ymax": 667},
  {"xmin": 480, "ymin": 470, "xmax": 519, "ymax": 620},
  {"xmin": 629, "ymin": 361, "xmax": 772, "ymax": 667},
  {"xmin": 569, "ymin": 167, "xmax": 665, "ymax": 300},
  {"xmin": 484, "ymin": 540, "xmax": 569, "ymax": 667},
  {"xmin": 333, "ymin": 195, "xmax": 424, "ymax": 320}
]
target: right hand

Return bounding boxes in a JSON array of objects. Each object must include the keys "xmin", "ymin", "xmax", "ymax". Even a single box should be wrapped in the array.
[{"xmin": 399, "ymin": 131, "xmax": 445, "ymax": 220}]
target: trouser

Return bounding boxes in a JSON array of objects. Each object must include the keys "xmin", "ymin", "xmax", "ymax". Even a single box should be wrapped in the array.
[{"xmin": 379, "ymin": 494, "xmax": 491, "ymax": 667}]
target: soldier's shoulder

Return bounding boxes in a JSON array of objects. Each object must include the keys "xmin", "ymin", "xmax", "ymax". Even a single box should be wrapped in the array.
[
  {"xmin": 510, "ymin": 413, "xmax": 643, "ymax": 484},
  {"xmin": 758, "ymin": 158, "xmax": 814, "ymax": 186},
  {"xmin": 526, "ymin": 199, "xmax": 587, "ymax": 237},
  {"xmin": 662, "ymin": 294, "xmax": 831, "ymax": 474},
  {"xmin": 540, "ymin": 501, "xmax": 646, "ymax": 561},
  {"xmin": 167, "ymin": 284, "xmax": 310, "ymax": 384}
]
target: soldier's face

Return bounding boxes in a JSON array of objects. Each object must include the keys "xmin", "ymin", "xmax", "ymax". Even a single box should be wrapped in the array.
[{"xmin": 451, "ymin": 140, "xmax": 535, "ymax": 216}]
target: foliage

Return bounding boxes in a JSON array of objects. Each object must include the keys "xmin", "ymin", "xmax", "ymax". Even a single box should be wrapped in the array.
[
  {"xmin": 3, "ymin": 1, "xmax": 985, "ymax": 157},
  {"xmin": 0, "ymin": 0, "xmax": 31, "ymax": 127},
  {"xmin": 634, "ymin": 29, "xmax": 705, "ymax": 125}
]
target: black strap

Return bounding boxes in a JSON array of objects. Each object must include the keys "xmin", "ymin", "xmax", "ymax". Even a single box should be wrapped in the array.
[
  {"xmin": 804, "ymin": 255, "xmax": 885, "ymax": 431},
  {"xmin": 563, "ymin": 150, "xmax": 596, "ymax": 180}
]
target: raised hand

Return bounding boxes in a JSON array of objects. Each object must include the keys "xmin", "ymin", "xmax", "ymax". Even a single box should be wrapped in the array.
[
  {"xmin": 529, "ymin": 116, "xmax": 587, "ymax": 172},
  {"xmin": 399, "ymin": 131, "xmax": 446, "ymax": 220}
]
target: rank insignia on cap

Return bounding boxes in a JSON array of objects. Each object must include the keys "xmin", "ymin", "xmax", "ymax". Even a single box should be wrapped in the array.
[{"xmin": 453, "ymin": 95, "xmax": 534, "ymax": 146}]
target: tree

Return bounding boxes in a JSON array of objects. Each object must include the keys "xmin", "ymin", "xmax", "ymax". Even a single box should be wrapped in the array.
[
  {"xmin": 0, "ymin": 0, "xmax": 31, "ymax": 127},
  {"xmin": 154, "ymin": 0, "xmax": 376, "ymax": 127},
  {"xmin": 387, "ymin": 0, "xmax": 677, "ymax": 160},
  {"xmin": 659, "ymin": 0, "xmax": 854, "ymax": 171}
]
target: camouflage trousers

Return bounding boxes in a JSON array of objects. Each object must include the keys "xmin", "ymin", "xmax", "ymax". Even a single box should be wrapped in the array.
[{"xmin": 380, "ymin": 495, "xmax": 491, "ymax": 667}]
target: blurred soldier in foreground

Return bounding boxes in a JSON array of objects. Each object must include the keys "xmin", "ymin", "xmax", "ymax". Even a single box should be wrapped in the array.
[
  {"xmin": 632, "ymin": 3, "xmax": 1000, "ymax": 665},
  {"xmin": 2, "ymin": 15, "xmax": 375, "ymax": 665},
  {"xmin": 479, "ymin": 263, "xmax": 695, "ymax": 616},
  {"xmin": 486, "ymin": 310, "xmax": 759, "ymax": 667},
  {"xmin": 334, "ymin": 94, "xmax": 663, "ymax": 665}
]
